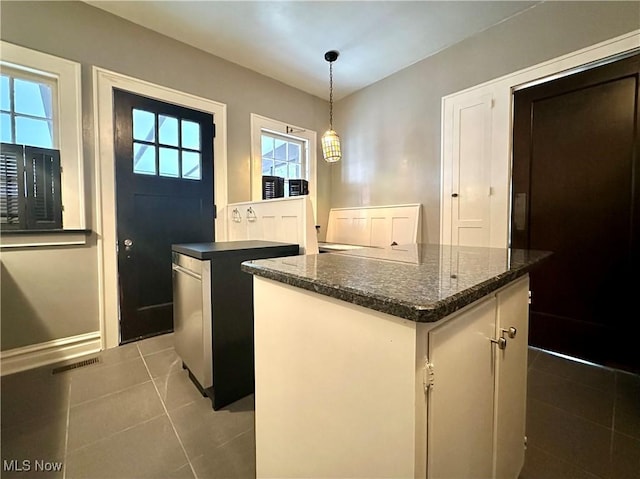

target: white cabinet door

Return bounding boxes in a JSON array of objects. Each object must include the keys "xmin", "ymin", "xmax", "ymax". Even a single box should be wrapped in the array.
[
  {"xmin": 427, "ymin": 296, "xmax": 497, "ymax": 479},
  {"xmin": 493, "ymin": 276, "xmax": 530, "ymax": 479}
]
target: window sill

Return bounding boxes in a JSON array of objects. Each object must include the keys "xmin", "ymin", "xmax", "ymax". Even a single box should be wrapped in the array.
[{"xmin": 0, "ymin": 229, "xmax": 92, "ymax": 248}]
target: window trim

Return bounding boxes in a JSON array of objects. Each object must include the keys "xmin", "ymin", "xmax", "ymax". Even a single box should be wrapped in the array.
[
  {"xmin": 0, "ymin": 41, "xmax": 85, "ymax": 243},
  {"xmin": 250, "ymin": 113, "xmax": 317, "ymax": 220}
]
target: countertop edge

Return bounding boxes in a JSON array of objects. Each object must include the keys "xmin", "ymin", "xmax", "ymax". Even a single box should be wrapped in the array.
[{"xmin": 241, "ymin": 260, "xmax": 538, "ymax": 323}]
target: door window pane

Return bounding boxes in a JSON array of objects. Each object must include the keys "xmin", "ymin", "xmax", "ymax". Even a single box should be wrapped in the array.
[
  {"xmin": 181, "ymin": 120, "xmax": 200, "ymax": 150},
  {"xmin": 133, "ymin": 109, "xmax": 155, "ymax": 142},
  {"xmin": 14, "ymin": 78, "xmax": 51, "ymax": 118},
  {"xmin": 159, "ymin": 115, "xmax": 179, "ymax": 146},
  {"xmin": 1, "ymin": 76, "xmax": 9, "ymax": 111},
  {"xmin": 133, "ymin": 142, "xmax": 156, "ymax": 175},
  {"xmin": 182, "ymin": 151, "xmax": 201, "ymax": 180},
  {"xmin": 16, "ymin": 117, "xmax": 53, "ymax": 148},
  {"xmin": 159, "ymin": 147, "xmax": 179, "ymax": 177}
]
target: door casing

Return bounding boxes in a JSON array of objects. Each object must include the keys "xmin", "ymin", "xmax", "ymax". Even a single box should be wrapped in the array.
[
  {"xmin": 440, "ymin": 30, "xmax": 640, "ymax": 249},
  {"xmin": 93, "ymin": 67, "xmax": 228, "ymax": 349}
]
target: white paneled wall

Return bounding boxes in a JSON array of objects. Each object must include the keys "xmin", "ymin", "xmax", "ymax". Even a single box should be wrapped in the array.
[
  {"xmin": 227, "ymin": 196, "xmax": 318, "ymax": 254},
  {"xmin": 325, "ymin": 204, "xmax": 422, "ymax": 247}
]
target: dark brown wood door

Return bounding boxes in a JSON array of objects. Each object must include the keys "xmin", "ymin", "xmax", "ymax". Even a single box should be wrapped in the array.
[
  {"xmin": 114, "ymin": 89, "xmax": 215, "ymax": 344},
  {"xmin": 511, "ymin": 53, "xmax": 640, "ymax": 373}
]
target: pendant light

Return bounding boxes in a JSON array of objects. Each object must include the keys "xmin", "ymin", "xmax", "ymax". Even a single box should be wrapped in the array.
[{"xmin": 321, "ymin": 50, "xmax": 341, "ymax": 163}]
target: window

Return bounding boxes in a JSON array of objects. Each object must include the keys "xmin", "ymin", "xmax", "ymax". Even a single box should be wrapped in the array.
[
  {"xmin": 0, "ymin": 41, "xmax": 84, "ymax": 242},
  {"xmin": 0, "ymin": 67, "xmax": 62, "ymax": 229},
  {"xmin": 250, "ymin": 114, "xmax": 317, "ymax": 217},
  {"xmin": 1, "ymin": 70, "xmax": 57, "ymax": 148},
  {"xmin": 131, "ymin": 108, "xmax": 202, "ymax": 180},
  {"xmin": 260, "ymin": 132, "xmax": 305, "ymax": 195}
]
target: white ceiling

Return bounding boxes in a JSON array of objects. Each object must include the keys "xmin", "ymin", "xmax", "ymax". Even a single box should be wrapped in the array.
[{"xmin": 85, "ymin": 1, "xmax": 541, "ymax": 100}]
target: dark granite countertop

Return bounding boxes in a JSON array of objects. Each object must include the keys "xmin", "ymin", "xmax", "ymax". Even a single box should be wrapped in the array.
[
  {"xmin": 241, "ymin": 243, "xmax": 552, "ymax": 323},
  {"xmin": 172, "ymin": 240, "xmax": 299, "ymax": 260}
]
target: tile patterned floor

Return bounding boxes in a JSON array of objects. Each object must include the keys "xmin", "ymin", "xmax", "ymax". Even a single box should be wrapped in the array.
[
  {"xmin": 0, "ymin": 333, "xmax": 254, "ymax": 479},
  {"xmin": 1, "ymin": 334, "xmax": 638, "ymax": 478}
]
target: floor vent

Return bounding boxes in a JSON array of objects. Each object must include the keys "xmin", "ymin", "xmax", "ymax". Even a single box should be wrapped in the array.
[{"xmin": 52, "ymin": 357, "xmax": 101, "ymax": 374}]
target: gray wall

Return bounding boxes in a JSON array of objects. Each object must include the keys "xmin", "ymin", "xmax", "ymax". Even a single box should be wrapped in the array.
[
  {"xmin": 332, "ymin": 1, "xmax": 640, "ymax": 243},
  {"xmin": 0, "ymin": 0, "xmax": 329, "ymax": 350}
]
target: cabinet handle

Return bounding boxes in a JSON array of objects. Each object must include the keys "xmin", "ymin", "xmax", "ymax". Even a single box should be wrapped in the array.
[
  {"xmin": 246, "ymin": 207, "xmax": 257, "ymax": 222},
  {"xmin": 501, "ymin": 327, "xmax": 517, "ymax": 339},
  {"xmin": 491, "ymin": 337, "xmax": 507, "ymax": 350}
]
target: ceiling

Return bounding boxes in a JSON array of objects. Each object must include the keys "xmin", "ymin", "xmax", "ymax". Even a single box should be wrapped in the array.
[{"xmin": 85, "ymin": 1, "xmax": 541, "ymax": 100}]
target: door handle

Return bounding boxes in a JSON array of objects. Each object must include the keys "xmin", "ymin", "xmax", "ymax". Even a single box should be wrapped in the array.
[
  {"xmin": 491, "ymin": 337, "xmax": 507, "ymax": 350},
  {"xmin": 501, "ymin": 327, "xmax": 517, "ymax": 339},
  {"xmin": 124, "ymin": 239, "xmax": 133, "ymax": 251}
]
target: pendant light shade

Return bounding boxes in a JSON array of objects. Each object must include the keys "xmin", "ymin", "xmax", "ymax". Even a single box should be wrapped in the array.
[
  {"xmin": 322, "ymin": 50, "xmax": 341, "ymax": 163},
  {"xmin": 321, "ymin": 129, "xmax": 341, "ymax": 163}
]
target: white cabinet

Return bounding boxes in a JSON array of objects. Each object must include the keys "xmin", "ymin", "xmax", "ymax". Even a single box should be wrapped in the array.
[
  {"xmin": 227, "ymin": 196, "xmax": 318, "ymax": 254},
  {"xmin": 253, "ymin": 274, "xmax": 530, "ymax": 479},
  {"xmin": 427, "ymin": 275, "xmax": 529, "ymax": 479},
  {"xmin": 427, "ymin": 296, "xmax": 497, "ymax": 478}
]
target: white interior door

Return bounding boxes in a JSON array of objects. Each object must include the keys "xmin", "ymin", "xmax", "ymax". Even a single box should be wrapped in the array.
[{"xmin": 442, "ymin": 93, "xmax": 493, "ymax": 248}]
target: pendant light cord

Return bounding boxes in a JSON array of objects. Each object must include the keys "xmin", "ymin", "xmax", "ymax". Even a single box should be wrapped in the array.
[{"xmin": 329, "ymin": 60, "xmax": 334, "ymax": 129}]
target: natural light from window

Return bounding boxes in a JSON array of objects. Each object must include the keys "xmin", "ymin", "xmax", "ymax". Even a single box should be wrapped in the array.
[
  {"xmin": 261, "ymin": 132, "xmax": 306, "ymax": 196},
  {"xmin": 1, "ymin": 72, "xmax": 56, "ymax": 149}
]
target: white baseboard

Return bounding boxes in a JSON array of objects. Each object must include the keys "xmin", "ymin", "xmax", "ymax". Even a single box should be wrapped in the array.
[{"xmin": 0, "ymin": 331, "xmax": 102, "ymax": 376}]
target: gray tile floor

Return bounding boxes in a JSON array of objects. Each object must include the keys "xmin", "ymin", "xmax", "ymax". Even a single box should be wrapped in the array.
[
  {"xmin": 1, "ymin": 334, "xmax": 638, "ymax": 478},
  {"xmin": 0, "ymin": 333, "xmax": 254, "ymax": 479},
  {"xmin": 521, "ymin": 347, "xmax": 640, "ymax": 479}
]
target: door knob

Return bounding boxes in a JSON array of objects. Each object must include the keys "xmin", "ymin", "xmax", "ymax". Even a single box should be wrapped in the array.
[
  {"xmin": 501, "ymin": 327, "xmax": 517, "ymax": 339},
  {"xmin": 124, "ymin": 239, "xmax": 133, "ymax": 251},
  {"xmin": 491, "ymin": 337, "xmax": 507, "ymax": 350}
]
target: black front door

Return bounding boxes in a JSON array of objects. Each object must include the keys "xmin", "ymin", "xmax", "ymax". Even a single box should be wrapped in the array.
[
  {"xmin": 114, "ymin": 89, "xmax": 215, "ymax": 343},
  {"xmin": 511, "ymin": 53, "xmax": 639, "ymax": 373}
]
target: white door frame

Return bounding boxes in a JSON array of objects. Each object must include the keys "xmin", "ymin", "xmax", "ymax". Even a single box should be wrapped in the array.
[
  {"xmin": 93, "ymin": 67, "xmax": 228, "ymax": 349},
  {"xmin": 440, "ymin": 30, "xmax": 640, "ymax": 249}
]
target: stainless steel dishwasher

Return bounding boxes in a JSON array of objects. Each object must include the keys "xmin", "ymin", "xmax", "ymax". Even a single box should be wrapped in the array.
[
  {"xmin": 171, "ymin": 240, "xmax": 300, "ymax": 410},
  {"xmin": 172, "ymin": 252, "xmax": 212, "ymax": 391}
]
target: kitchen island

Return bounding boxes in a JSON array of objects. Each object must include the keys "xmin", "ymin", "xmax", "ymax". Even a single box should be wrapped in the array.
[{"xmin": 241, "ymin": 244, "xmax": 551, "ymax": 479}]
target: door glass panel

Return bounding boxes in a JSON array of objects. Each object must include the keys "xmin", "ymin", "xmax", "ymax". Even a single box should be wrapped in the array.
[
  {"xmin": 16, "ymin": 117, "xmax": 53, "ymax": 148},
  {"xmin": 133, "ymin": 142, "xmax": 156, "ymax": 175},
  {"xmin": 14, "ymin": 78, "xmax": 51, "ymax": 118},
  {"xmin": 181, "ymin": 120, "xmax": 200, "ymax": 150},
  {"xmin": 159, "ymin": 147, "xmax": 179, "ymax": 177},
  {"xmin": 133, "ymin": 109, "xmax": 155, "ymax": 142},
  {"xmin": 1, "ymin": 113, "xmax": 11, "ymax": 143},
  {"xmin": 182, "ymin": 151, "xmax": 201, "ymax": 180},
  {"xmin": 1, "ymin": 76, "xmax": 9, "ymax": 111},
  {"xmin": 159, "ymin": 115, "xmax": 179, "ymax": 146}
]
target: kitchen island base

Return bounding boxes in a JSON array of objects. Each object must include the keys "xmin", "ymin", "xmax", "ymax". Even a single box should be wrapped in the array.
[{"xmin": 253, "ymin": 275, "xmax": 530, "ymax": 479}]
